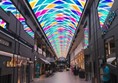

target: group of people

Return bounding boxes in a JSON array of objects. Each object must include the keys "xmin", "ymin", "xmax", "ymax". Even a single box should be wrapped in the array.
[
  {"xmin": 71, "ymin": 65, "xmax": 81, "ymax": 76},
  {"xmin": 73, "ymin": 65, "xmax": 80, "ymax": 75},
  {"xmin": 71, "ymin": 62, "xmax": 111, "ymax": 83}
]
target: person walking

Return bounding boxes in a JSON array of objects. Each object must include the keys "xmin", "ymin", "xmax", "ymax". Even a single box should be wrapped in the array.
[
  {"xmin": 74, "ymin": 65, "xmax": 77, "ymax": 75},
  {"xmin": 101, "ymin": 63, "xmax": 110, "ymax": 83}
]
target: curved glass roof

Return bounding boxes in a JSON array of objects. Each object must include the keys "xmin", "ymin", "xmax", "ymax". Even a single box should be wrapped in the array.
[
  {"xmin": 98, "ymin": 0, "xmax": 114, "ymax": 30},
  {"xmin": 28, "ymin": 0, "xmax": 87, "ymax": 57},
  {"xmin": 0, "ymin": 0, "xmax": 34, "ymax": 38}
]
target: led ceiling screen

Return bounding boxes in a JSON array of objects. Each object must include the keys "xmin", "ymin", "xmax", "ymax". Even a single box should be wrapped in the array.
[
  {"xmin": 0, "ymin": 0, "xmax": 34, "ymax": 38},
  {"xmin": 28, "ymin": 0, "xmax": 87, "ymax": 57},
  {"xmin": 0, "ymin": 19, "xmax": 7, "ymax": 29},
  {"xmin": 98, "ymin": 0, "xmax": 114, "ymax": 30}
]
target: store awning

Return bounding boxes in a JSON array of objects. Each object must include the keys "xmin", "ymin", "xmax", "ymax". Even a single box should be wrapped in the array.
[{"xmin": 34, "ymin": 51, "xmax": 50, "ymax": 64}]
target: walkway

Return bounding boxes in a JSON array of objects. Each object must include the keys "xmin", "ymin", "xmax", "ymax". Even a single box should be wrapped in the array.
[{"xmin": 32, "ymin": 71, "xmax": 91, "ymax": 83}]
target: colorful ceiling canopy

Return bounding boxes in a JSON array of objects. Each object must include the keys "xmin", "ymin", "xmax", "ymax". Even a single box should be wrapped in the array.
[
  {"xmin": 0, "ymin": 0, "xmax": 34, "ymax": 38},
  {"xmin": 98, "ymin": 0, "xmax": 114, "ymax": 29},
  {"xmin": 0, "ymin": 19, "xmax": 6, "ymax": 29},
  {"xmin": 28, "ymin": 0, "xmax": 87, "ymax": 57}
]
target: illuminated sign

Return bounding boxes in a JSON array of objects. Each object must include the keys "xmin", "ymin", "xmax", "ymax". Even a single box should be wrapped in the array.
[
  {"xmin": 6, "ymin": 58, "xmax": 17, "ymax": 67},
  {"xmin": 5, "ymin": 57, "xmax": 27, "ymax": 67}
]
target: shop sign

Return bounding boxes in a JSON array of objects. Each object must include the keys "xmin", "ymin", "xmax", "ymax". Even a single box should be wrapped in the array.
[
  {"xmin": 5, "ymin": 57, "xmax": 26, "ymax": 67},
  {"xmin": 102, "ymin": 11, "xmax": 116, "ymax": 33},
  {"xmin": 0, "ymin": 38, "xmax": 10, "ymax": 47},
  {"xmin": 5, "ymin": 58, "xmax": 17, "ymax": 67}
]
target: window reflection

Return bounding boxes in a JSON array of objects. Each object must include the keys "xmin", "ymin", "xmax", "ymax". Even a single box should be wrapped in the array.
[
  {"xmin": 105, "ymin": 37, "xmax": 116, "ymax": 66},
  {"xmin": 0, "ymin": 18, "xmax": 7, "ymax": 29}
]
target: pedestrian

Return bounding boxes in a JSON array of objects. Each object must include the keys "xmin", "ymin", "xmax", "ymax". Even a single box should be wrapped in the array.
[
  {"xmin": 74, "ymin": 65, "xmax": 77, "ymax": 75},
  {"xmin": 101, "ymin": 63, "xmax": 110, "ymax": 83}
]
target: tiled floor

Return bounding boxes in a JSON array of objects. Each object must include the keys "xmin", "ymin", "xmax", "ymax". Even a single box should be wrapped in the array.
[{"xmin": 32, "ymin": 71, "xmax": 91, "ymax": 83}]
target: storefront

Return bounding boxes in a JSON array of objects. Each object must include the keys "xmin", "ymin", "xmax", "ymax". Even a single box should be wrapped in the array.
[
  {"xmin": 74, "ymin": 50, "xmax": 85, "ymax": 69},
  {"xmin": 0, "ymin": 49, "xmax": 33, "ymax": 83},
  {"xmin": 34, "ymin": 51, "xmax": 51, "ymax": 78},
  {"xmin": 0, "ymin": 23, "xmax": 35, "ymax": 83},
  {"xmin": 0, "ymin": 55, "xmax": 12, "ymax": 83},
  {"xmin": 84, "ymin": 0, "xmax": 118, "ymax": 82},
  {"xmin": 0, "ymin": 29, "xmax": 15, "ymax": 83},
  {"xmin": 17, "ymin": 57, "xmax": 32, "ymax": 83},
  {"xmin": 71, "ymin": 51, "xmax": 84, "ymax": 69}
]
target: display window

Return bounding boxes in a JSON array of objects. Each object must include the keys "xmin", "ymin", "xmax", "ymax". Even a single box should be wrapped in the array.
[
  {"xmin": 104, "ymin": 37, "xmax": 116, "ymax": 66},
  {"xmin": 0, "ymin": 18, "xmax": 7, "ymax": 29}
]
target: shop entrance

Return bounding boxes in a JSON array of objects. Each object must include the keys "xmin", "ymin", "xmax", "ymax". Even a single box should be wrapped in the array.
[{"xmin": 0, "ymin": 74, "xmax": 12, "ymax": 83}]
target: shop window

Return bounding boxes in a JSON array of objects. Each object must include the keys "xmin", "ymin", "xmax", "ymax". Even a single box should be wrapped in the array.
[
  {"xmin": 105, "ymin": 37, "xmax": 116, "ymax": 66},
  {"xmin": 0, "ymin": 18, "xmax": 7, "ymax": 29},
  {"xmin": 84, "ymin": 23, "xmax": 89, "ymax": 49}
]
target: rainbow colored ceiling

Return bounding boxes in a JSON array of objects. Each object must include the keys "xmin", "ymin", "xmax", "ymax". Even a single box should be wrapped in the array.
[
  {"xmin": 0, "ymin": 0, "xmax": 34, "ymax": 38},
  {"xmin": 0, "ymin": 19, "xmax": 6, "ymax": 29},
  {"xmin": 28, "ymin": 0, "xmax": 87, "ymax": 57},
  {"xmin": 98, "ymin": 0, "xmax": 114, "ymax": 30}
]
